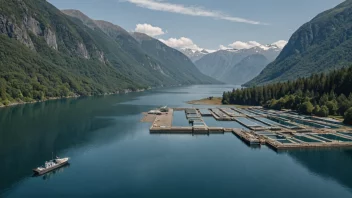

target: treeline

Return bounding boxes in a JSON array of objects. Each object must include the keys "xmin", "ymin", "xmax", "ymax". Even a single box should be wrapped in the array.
[{"xmin": 222, "ymin": 66, "xmax": 352, "ymax": 124}]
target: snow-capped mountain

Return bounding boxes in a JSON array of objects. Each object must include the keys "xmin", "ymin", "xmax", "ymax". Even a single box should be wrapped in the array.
[
  {"xmin": 243, "ymin": 44, "xmax": 282, "ymax": 61},
  {"xmin": 179, "ymin": 48, "xmax": 209, "ymax": 62},
  {"xmin": 194, "ymin": 43, "xmax": 284, "ymax": 84}
]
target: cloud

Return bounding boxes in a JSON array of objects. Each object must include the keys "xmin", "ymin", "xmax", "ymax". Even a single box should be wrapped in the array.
[
  {"xmin": 160, "ymin": 37, "xmax": 217, "ymax": 52},
  {"xmin": 205, "ymin": 49, "xmax": 217, "ymax": 53},
  {"xmin": 219, "ymin": 45, "xmax": 231, "ymax": 50},
  {"xmin": 223, "ymin": 40, "xmax": 288, "ymax": 50},
  {"xmin": 159, "ymin": 37, "xmax": 201, "ymax": 50},
  {"xmin": 228, "ymin": 41, "xmax": 261, "ymax": 49},
  {"xmin": 123, "ymin": 0, "xmax": 263, "ymax": 25},
  {"xmin": 272, "ymin": 40, "xmax": 288, "ymax": 49},
  {"xmin": 135, "ymin": 23, "xmax": 165, "ymax": 36}
]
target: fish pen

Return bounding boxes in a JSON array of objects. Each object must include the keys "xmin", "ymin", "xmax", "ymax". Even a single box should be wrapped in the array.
[
  {"xmin": 210, "ymin": 108, "xmax": 231, "ymax": 120},
  {"xmin": 267, "ymin": 116, "xmax": 304, "ymax": 130},
  {"xmin": 232, "ymin": 108, "xmax": 257, "ymax": 116},
  {"xmin": 198, "ymin": 109, "xmax": 212, "ymax": 116},
  {"xmin": 220, "ymin": 108, "xmax": 242, "ymax": 117},
  {"xmin": 235, "ymin": 117, "xmax": 268, "ymax": 130},
  {"xmin": 315, "ymin": 134, "xmax": 352, "ymax": 142},
  {"xmin": 293, "ymin": 135, "xmax": 322, "ymax": 143},
  {"xmin": 146, "ymin": 107, "xmax": 352, "ymax": 150}
]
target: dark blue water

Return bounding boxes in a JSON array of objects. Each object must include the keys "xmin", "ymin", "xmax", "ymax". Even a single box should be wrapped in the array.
[
  {"xmin": 248, "ymin": 118, "xmax": 270, "ymax": 127},
  {"xmin": 294, "ymin": 135, "xmax": 321, "ymax": 143},
  {"xmin": 172, "ymin": 111, "xmax": 190, "ymax": 127},
  {"xmin": 255, "ymin": 117, "xmax": 281, "ymax": 126},
  {"xmin": 202, "ymin": 116, "xmax": 247, "ymax": 129},
  {"xmin": 1, "ymin": 85, "xmax": 352, "ymax": 198}
]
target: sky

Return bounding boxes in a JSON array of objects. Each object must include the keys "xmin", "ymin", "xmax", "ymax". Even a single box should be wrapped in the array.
[{"xmin": 48, "ymin": 0, "xmax": 344, "ymax": 51}]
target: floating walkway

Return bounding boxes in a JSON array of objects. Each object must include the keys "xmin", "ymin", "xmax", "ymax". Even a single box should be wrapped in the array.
[{"xmin": 232, "ymin": 129, "xmax": 261, "ymax": 145}]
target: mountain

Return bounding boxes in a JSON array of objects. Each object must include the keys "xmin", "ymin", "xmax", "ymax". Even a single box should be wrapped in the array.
[
  {"xmin": 195, "ymin": 49, "xmax": 249, "ymax": 79},
  {"xmin": 245, "ymin": 0, "xmax": 352, "ymax": 86},
  {"xmin": 179, "ymin": 48, "xmax": 209, "ymax": 62},
  {"xmin": 62, "ymin": 10, "xmax": 216, "ymax": 85},
  {"xmin": 63, "ymin": 10, "xmax": 217, "ymax": 85},
  {"xmin": 131, "ymin": 33, "xmax": 217, "ymax": 84},
  {"xmin": 194, "ymin": 44, "xmax": 281, "ymax": 83},
  {"xmin": 0, "ymin": 0, "xmax": 217, "ymax": 105},
  {"xmin": 62, "ymin": 9, "xmax": 218, "ymax": 85},
  {"xmin": 222, "ymin": 54, "xmax": 269, "ymax": 85}
]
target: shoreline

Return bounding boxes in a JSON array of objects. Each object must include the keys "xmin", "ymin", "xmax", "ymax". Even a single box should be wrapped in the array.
[
  {"xmin": 0, "ymin": 83, "xmax": 224, "ymax": 109},
  {"xmin": 0, "ymin": 88, "xmax": 148, "ymax": 109},
  {"xmin": 0, "ymin": 96, "xmax": 79, "ymax": 108},
  {"xmin": 187, "ymin": 97, "xmax": 223, "ymax": 105},
  {"xmin": 186, "ymin": 97, "xmax": 253, "ymax": 108}
]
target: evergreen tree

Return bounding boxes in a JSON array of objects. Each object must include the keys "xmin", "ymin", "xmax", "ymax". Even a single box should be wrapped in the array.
[
  {"xmin": 298, "ymin": 101, "xmax": 314, "ymax": 115},
  {"xmin": 222, "ymin": 66, "xmax": 352, "ymax": 124},
  {"xmin": 313, "ymin": 105, "xmax": 321, "ymax": 116},
  {"xmin": 344, "ymin": 108, "xmax": 352, "ymax": 125},
  {"xmin": 318, "ymin": 105, "xmax": 329, "ymax": 117}
]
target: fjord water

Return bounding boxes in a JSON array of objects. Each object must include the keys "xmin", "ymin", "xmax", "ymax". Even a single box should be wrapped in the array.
[{"xmin": 1, "ymin": 85, "xmax": 352, "ymax": 198}]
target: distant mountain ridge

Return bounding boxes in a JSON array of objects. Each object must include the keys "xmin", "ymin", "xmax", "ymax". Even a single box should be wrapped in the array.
[
  {"xmin": 245, "ymin": 0, "xmax": 352, "ymax": 86},
  {"xmin": 179, "ymin": 48, "xmax": 209, "ymax": 62},
  {"xmin": 194, "ymin": 44, "xmax": 282, "ymax": 84},
  {"xmin": 222, "ymin": 54, "xmax": 269, "ymax": 85},
  {"xmin": 131, "ymin": 32, "xmax": 217, "ymax": 84}
]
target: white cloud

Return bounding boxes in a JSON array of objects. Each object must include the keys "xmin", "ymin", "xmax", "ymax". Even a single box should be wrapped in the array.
[
  {"xmin": 219, "ymin": 45, "xmax": 231, "ymax": 50},
  {"xmin": 228, "ymin": 41, "xmax": 261, "ymax": 49},
  {"xmin": 123, "ymin": 0, "xmax": 263, "ymax": 25},
  {"xmin": 205, "ymin": 49, "xmax": 217, "ymax": 53},
  {"xmin": 223, "ymin": 40, "xmax": 288, "ymax": 50},
  {"xmin": 135, "ymin": 23, "xmax": 165, "ymax": 36},
  {"xmin": 159, "ymin": 37, "xmax": 201, "ymax": 50},
  {"xmin": 272, "ymin": 40, "xmax": 288, "ymax": 49}
]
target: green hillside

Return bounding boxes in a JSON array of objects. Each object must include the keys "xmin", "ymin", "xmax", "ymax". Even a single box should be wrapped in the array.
[
  {"xmin": 63, "ymin": 10, "xmax": 218, "ymax": 85},
  {"xmin": 132, "ymin": 32, "xmax": 217, "ymax": 84},
  {"xmin": 0, "ymin": 0, "xmax": 216, "ymax": 106},
  {"xmin": 245, "ymin": 0, "xmax": 352, "ymax": 86}
]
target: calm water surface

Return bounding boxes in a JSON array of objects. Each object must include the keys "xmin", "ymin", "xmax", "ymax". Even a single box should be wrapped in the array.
[{"xmin": 1, "ymin": 85, "xmax": 352, "ymax": 198}]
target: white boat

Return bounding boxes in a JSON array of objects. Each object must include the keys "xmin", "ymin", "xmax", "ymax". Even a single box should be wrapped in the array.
[{"xmin": 33, "ymin": 157, "xmax": 70, "ymax": 175}]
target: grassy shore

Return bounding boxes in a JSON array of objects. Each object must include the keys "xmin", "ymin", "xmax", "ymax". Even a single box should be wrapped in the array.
[
  {"xmin": 187, "ymin": 97, "xmax": 252, "ymax": 108},
  {"xmin": 329, "ymin": 115, "xmax": 344, "ymax": 121},
  {"xmin": 187, "ymin": 97, "xmax": 223, "ymax": 105}
]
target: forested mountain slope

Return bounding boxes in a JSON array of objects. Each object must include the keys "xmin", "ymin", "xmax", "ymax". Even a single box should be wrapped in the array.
[
  {"xmin": 63, "ymin": 9, "xmax": 218, "ymax": 85},
  {"xmin": 0, "ymin": 0, "xmax": 216, "ymax": 106},
  {"xmin": 246, "ymin": 0, "xmax": 352, "ymax": 86},
  {"xmin": 131, "ymin": 32, "xmax": 217, "ymax": 84}
]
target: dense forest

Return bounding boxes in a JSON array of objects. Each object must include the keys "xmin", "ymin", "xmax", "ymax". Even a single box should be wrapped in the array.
[{"xmin": 222, "ymin": 66, "xmax": 352, "ymax": 124}]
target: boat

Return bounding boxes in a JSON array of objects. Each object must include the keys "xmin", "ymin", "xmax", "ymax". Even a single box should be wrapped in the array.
[{"xmin": 33, "ymin": 157, "xmax": 70, "ymax": 175}]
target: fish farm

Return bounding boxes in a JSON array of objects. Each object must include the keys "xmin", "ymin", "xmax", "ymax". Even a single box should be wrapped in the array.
[{"xmin": 142, "ymin": 107, "xmax": 352, "ymax": 150}]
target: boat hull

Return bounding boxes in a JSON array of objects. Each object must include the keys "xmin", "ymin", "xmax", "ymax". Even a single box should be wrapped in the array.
[{"xmin": 33, "ymin": 160, "xmax": 69, "ymax": 175}]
